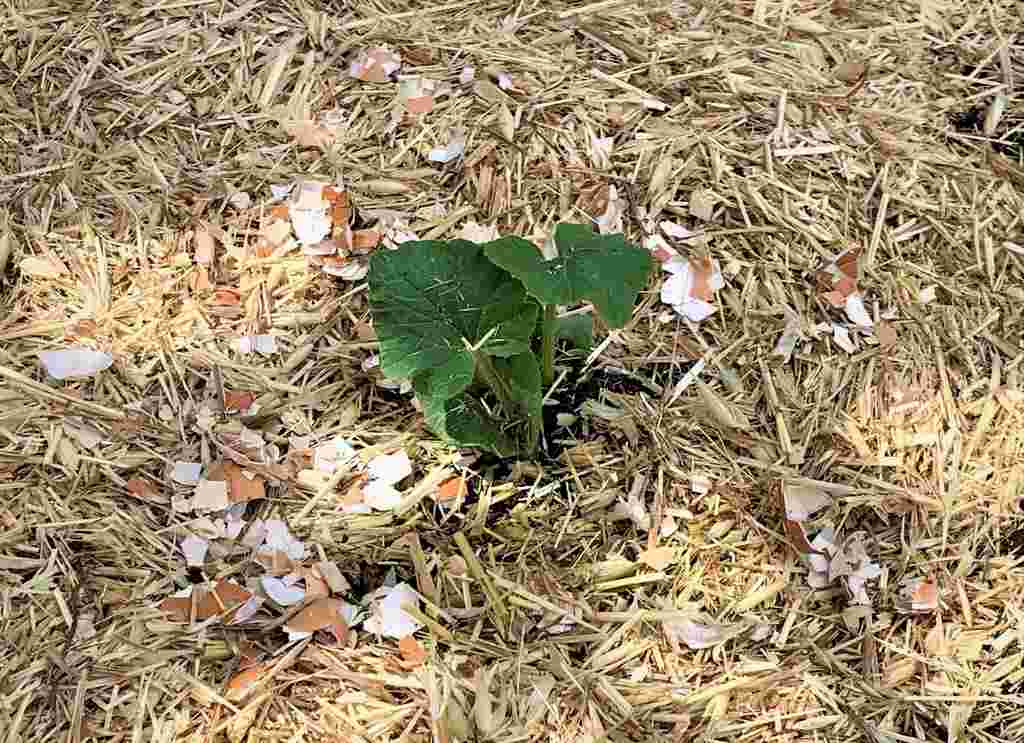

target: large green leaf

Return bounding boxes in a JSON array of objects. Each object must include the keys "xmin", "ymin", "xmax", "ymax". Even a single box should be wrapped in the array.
[
  {"xmin": 413, "ymin": 375, "xmax": 509, "ymax": 452},
  {"xmin": 483, "ymin": 223, "xmax": 653, "ymax": 329},
  {"xmin": 369, "ymin": 240, "xmax": 538, "ymax": 380},
  {"xmin": 370, "ymin": 240, "xmax": 538, "ymax": 453},
  {"xmin": 411, "ymin": 356, "xmax": 476, "ymax": 418},
  {"xmin": 411, "ymin": 354, "xmax": 539, "ymax": 455}
]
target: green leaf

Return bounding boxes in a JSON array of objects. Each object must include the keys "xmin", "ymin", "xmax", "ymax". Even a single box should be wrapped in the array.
[
  {"xmin": 371, "ymin": 240, "xmax": 538, "ymax": 453},
  {"xmin": 369, "ymin": 240, "xmax": 538, "ymax": 380},
  {"xmin": 411, "ymin": 355, "xmax": 476, "ymax": 415},
  {"xmin": 483, "ymin": 223, "xmax": 653, "ymax": 329},
  {"xmin": 478, "ymin": 280, "xmax": 540, "ymax": 358},
  {"xmin": 493, "ymin": 352, "xmax": 542, "ymax": 422},
  {"xmin": 413, "ymin": 354, "xmax": 540, "ymax": 455},
  {"xmin": 414, "ymin": 376, "xmax": 509, "ymax": 452},
  {"xmin": 556, "ymin": 313, "xmax": 594, "ymax": 352}
]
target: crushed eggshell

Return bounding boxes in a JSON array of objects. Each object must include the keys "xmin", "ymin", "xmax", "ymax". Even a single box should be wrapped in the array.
[
  {"xmin": 192, "ymin": 479, "xmax": 230, "ymax": 512},
  {"xmin": 38, "ymin": 347, "xmax": 114, "ymax": 380},
  {"xmin": 897, "ymin": 578, "xmax": 939, "ymax": 613},
  {"xmin": 225, "ymin": 662, "xmax": 272, "ymax": 703},
  {"xmin": 660, "ymin": 220, "xmax": 702, "ymax": 241},
  {"xmin": 302, "ymin": 238, "xmax": 341, "ymax": 257},
  {"xmin": 660, "ymin": 514, "xmax": 679, "ymax": 538},
  {"xmin": 321, "ymin": 255, "xmax": 368, "ymax": 280},
  {"xmin": 644, "ymin": 234, "xmax": 678, "ymax": 263},
  {"xmin": 660, "ymin": 257, "xmax": 724, "ymax": 323},
  {"xmin": 833, "ymin": 324, "xmax": 856, "ymax": 353},
  {"xmin": 255, "ymin": 548, "xmax": 295, "ymax": 576},
  {"xmin": 688, "ymin": 190, "xmax": 717, "ymax": 221},
  {"xmin": 180, "ymin": 534, "xmax": 209, "ymax": 567},
  {"xmin": 126, "ymin": 478, "xmax": 164, "ymax": 503},
  {"xmin": 350, "ymin": 229, "xmax": 381, "ymax": 250},
  {"xmin": 664, "ymin": 613, "xmax": 746, "ymax": 650},
  {"xmin": 317, "ymin": 561, "xmax": 351, "ymax": 594},
  {"xmin": 350, "ymin": 47, "xmax": 402, "ymax": 82},
  {"xmin": 237, "ymin": 335, "xmax": 278, "ymax": 355},
  {"xmin": 613, "ymin": 495, "xmax": 651, "ymax": 531},
  {"xmin": 435, "ymin": 476, "xmax": 467, "ymax": 502},
  {"xmin": 261, "ymin": 575, "xmax": 306, "ymax": 606},
  {"xmin": 224, "ymin": 462, "xmax": 265, "ymax": 504},
  {"xmin": 429, "ymin": 128, "xmax": 466, "ymax": 163},
  {"xmin": 362, "ymin": 582, "xmax": 423, "ymax": 639},
  {"xmin": 314, "ymin": 437, "xmax": 358, "ymax": 475},
  {"xmin": 284, "ymin": 597, "xmax": 351, "ymax": 643},
  {"xmin": 158, "ymin": 579, "xmax": 253, "ymax": 623},
  {"xmin": 363, "ymin": 479, "xmax": 403, "ymax": 511},
  {"xmin": 590, "ymin": 135, "xmax": 613, "ymax": 169},
  {"xmin": 638, "ymin": 546, "xmax": 675, "ymax": 571},
  {"xmin": 367, "ymin": 450, "xmax": 412, "ymax": 485},
  {"xmin": 398, "ymin": 635, "xmax": 427, "ymax": 667},
  {"xmin": 596, "ymin": 185, "xmax": 626, "ymax": 235},
  {"xmin": 397, "ymin": 76, "xmax": 439, "ymax": 114},
  {"xmin": 171, "ymin": 461, "xmax": 203, "ymax": 485},
  {"xmin": 298, "ymin": 566, "xmax": 331, "ymax": 600},
  {"xmin": 782, "ymin": 482, "xmax": 832, "ymax": 521},
  {"xmin": 773, "ymin": 311, "xmax": 803, "ymax": 362},
  {"xmin": 261, "ymin": 519, "xmax": 306, "ymax": 561},
  {"xmin": 844, "ymin": 293, "xmax": 873, "ymax": 327},
  {"xmin": 289, "ymin": 181, "xmax": 332, "ymax": 246},
  {"xmin": 194, "ymin": 226, "xmax": 216, "ymax": 264}
]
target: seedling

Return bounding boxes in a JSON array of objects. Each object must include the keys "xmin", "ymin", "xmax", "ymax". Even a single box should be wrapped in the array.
[{"xmin": 368, "ymin": 223, "xmax": 652, "ymax": 455}]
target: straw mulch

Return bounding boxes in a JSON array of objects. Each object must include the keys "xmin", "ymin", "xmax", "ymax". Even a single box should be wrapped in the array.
[{"xmin": 2, "ymin": 1, "xmax": 1023, "ymax": 741}]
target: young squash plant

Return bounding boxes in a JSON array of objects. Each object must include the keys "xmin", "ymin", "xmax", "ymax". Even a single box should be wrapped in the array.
[{"xmin": 368, "ymin": 223, "xmax": 652, "ymax": 455}]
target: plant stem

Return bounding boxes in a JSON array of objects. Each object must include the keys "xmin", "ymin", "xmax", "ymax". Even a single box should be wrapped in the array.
[
  {"xmin": 541, "ymin": 303, "xmax": 556, "ymax": 387},
  {"xmin": 525, "ymin": 415, "xmax": 541, "ymax": 456},
  {"xmin": 473, "ymin": 350, "xmax": 541, "ymax": 455}
]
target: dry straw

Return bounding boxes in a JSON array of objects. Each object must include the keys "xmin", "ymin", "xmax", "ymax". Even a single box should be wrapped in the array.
[{"xmin": 1, "ymin": 1, "xmax": 1023, "ymax": 741}]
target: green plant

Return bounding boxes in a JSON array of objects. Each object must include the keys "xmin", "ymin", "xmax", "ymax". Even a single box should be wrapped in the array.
[{"xmin": 368, "ymin": 223, "xmax": 652, "ymax": 455}]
